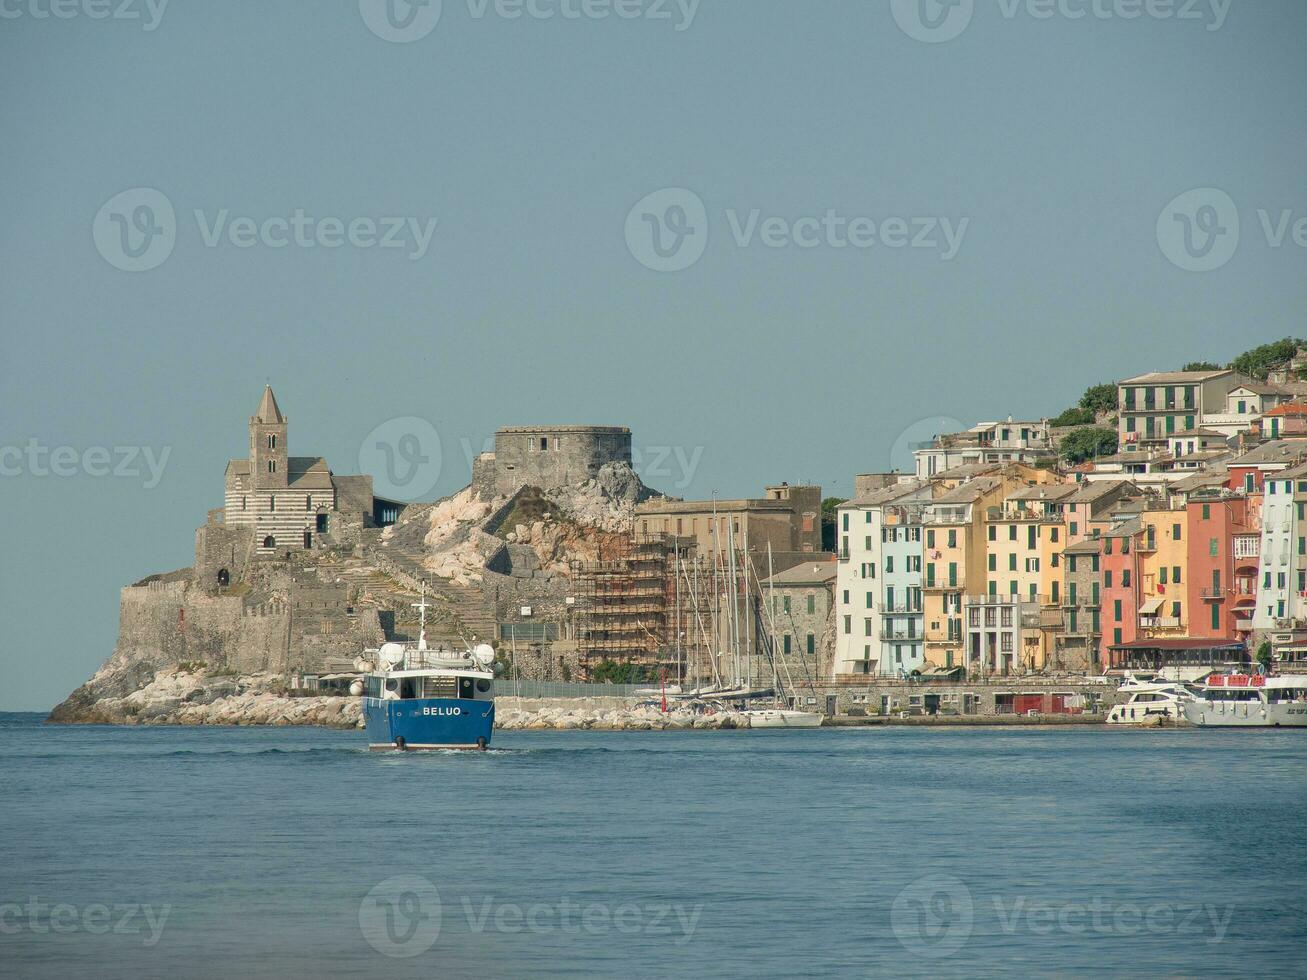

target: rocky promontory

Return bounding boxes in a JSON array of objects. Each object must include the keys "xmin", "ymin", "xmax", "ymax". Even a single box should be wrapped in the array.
[{"xmin": 48, "ymin": 667, "xmax": 750, "ymax": 732}]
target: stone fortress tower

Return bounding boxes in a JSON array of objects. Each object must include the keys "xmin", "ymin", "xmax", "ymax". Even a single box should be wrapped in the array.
[{"xmin": 472, "ymin": 425, "xmax": 632, "ymax": 497}]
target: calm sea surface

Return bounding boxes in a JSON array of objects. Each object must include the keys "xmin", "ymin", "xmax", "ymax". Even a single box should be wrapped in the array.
[{"xmin": 2, "ymin": 712, "xmax": 1304, "ymax": 978}]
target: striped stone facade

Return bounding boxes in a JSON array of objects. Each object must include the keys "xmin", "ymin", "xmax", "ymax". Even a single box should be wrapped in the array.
[{"xmin": 222, "ymin": 387, "xmax": 341, "ymax": 555}]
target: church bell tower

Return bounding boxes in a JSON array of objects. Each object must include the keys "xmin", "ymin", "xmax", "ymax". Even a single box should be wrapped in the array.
[{"xmin": 250, "ymin": 385, "xmax": 288, "ymax": 489}]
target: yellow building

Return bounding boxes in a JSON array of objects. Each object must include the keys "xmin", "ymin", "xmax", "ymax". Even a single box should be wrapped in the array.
[
  {"xmin": 985, "ymin": 485, "xmax": 1072, "ymax": 670},
  {"xmin": 1137, "ymin": 507, "xmax": 1188, "ymax": 637},
  {"xmin": 922, "ymin": 477, "xmax": 1005, "ymax": 668}
]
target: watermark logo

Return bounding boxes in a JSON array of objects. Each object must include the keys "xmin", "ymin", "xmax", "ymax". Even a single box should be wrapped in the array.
[
  {"xmin": 93, "ymin": 190, "xmax": 439, "ymax": 272},
  {"xmin": 0, "ymin": 440, "xmax": 171, "ymax": 489},
  {"xmin": 891, "ymin": 0, "xmax": 974, "ymax": 43},
  {"xmin": 0, "ymin": 899, "xmax": 170, "ymax": 946},
  {"xmin": 625, "ymin": 188, "xmax": 968, "ymax": 271},
  {"xmin": 889, "ymin": 875, "xmax": 1238, "ymax": 958},
  {"xmin": 625, "ymin": 187, "xmax": 708, "ymax": 272},
  {"xmin": 359, "ymin": 417, "xmax": 444, "ymax": 501},
  {"xmin": 0, "ymin": 0, "xmax": 169, "ymax": 30},
  {"xmin": 93, "ymin": 188, "xmax": 176, "ymax": 272},
  {"xmin": 359, "ymin": 875, "xmax": 442, "ymax": 958},
  {"xmin": 1156, "ymin": 187, "xmax": 1239, "ymax": 272},
  {"xmin": 359, "ymin": 0, "xmax": 443, "ymax": 42},
  {"xmin": 890, "ymin": 874, "xmax": 974, "ymax": 958},
  {"xmin": 892, "ymin": 0, "xmax": 1231, "ymax": 42},
  {"xmin": 890, "ymin": 415, "xmax": 966, "ymax": 474}
]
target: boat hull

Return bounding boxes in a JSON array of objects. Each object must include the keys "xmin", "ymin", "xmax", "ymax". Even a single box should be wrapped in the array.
[
  {"xmin": 1182, "ymin": 701, "xmax": 1307, "ymax": 727},
  {"xmin": 745, "ymin": 710, "xmax": 823, "ymax": 729},
  {"xmin": 364, "ymin": 697, "xmax": 495, "ymax": 749},
  {"xmin": 1106, "ymin": 703, "xmax": 1187, "ymax": 725}
]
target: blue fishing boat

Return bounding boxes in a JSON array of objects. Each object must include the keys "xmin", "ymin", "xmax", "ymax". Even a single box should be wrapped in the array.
[{"xmin": 360, "ymin": 593, "xmax": 496, "ymax": 750}]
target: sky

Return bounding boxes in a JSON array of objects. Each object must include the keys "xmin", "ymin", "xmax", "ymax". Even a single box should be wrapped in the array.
[{"xmin": 1, "ymin": 0, "xmax": 1303, "ymax": 709}]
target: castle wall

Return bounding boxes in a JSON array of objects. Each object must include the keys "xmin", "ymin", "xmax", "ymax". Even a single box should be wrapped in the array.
[
  {"xmin": 114, "ymin": 580, "xmax": 384, "ymax": 677},
  {"xmin": 479, "ymin": 426, "xmax": 631, "ymax": 496}
]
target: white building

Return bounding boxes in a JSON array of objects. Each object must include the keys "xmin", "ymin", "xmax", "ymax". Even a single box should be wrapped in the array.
[
  {"xmin": 914, "ymin": 418, "xmax": 1053, "ymax": 478},
  {"xmin": 1253, "ymin": 462, "xmax": 1307, "ymax": 630},
  {"xmin": 1201, "ymin": 382, "xmax": 1292, "ymax": 441},
  {"xmin": 833, "ymin": 481, "xmax": 932, "ymax": 677}
]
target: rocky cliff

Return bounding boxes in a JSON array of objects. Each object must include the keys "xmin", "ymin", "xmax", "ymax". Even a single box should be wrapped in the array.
[{"xmin": 51, "ymin": 464, "xmax": 658, "ymax": 725}]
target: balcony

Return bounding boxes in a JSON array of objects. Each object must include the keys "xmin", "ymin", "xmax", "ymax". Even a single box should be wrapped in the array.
[
  {"xmin": 1140, "ymin": 616, "xmax": 1182, "ymax": 630},
  {"xmin": 880, "ymin": 631, "xmax": 922, "ymax": 643},
  {"xmin": 1201, "ymin": 587, "xmax": 1226, "ymax": 600},
  {"xmin": 880, "ymin": 602, "xmax": 923, "ymax": 614},
  {"xmin": 924, "ymin": 579, "xmax": 964, "ymax": 592}
]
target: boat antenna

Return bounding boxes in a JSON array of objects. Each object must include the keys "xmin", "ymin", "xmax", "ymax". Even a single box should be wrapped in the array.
[{"xmin": 413, "ymin": 584, "xmax": 431, "ymax": 653}]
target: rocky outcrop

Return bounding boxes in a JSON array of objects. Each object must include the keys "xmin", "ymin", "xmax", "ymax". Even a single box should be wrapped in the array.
[
  {"xmin": 49, "ymin": 666, "xmax": 361, "ymax": 729},
  {"xmin": 493, "ymin": 697, "xmax": 748, "ymax": 731}
]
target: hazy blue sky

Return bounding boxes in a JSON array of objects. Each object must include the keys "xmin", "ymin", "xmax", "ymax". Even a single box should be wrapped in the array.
[{"xmin": 2, "ymin": 0, "xmax": 1303, "ymax": 708}]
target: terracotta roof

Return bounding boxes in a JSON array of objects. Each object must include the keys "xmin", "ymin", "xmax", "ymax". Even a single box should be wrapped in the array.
[
  {"xmin": 1120, "ymin": 370, "xmax": 1233, "ymax": 384},
  {"xmin": 1262, "ymin": 402, "xmax": 1307, "ymax": 417}
]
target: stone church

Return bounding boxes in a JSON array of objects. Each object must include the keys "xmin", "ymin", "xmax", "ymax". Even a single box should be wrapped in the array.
[{"xmin": 196, "ymin": 387, "xmax": 400, "ymax": 588}]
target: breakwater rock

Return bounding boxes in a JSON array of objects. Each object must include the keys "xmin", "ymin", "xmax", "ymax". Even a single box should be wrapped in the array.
[
  {"xmin": 48, "ymin": 666, "xmax": 361, "ymax": 729},
  {"xmin": 493, "ymin": 697, "xmax": 749, "ymax": 731}
]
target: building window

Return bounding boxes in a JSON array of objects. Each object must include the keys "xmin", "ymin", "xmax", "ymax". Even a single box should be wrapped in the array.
[
  {"xmin": 306, "ymin": 494, "xmax": 313, "ymax": 510},
  {"xmin": 267, "ymin": 459, "xmax": 276, "ymax": 474},
  {"xmin": 267, "ymin": 434, "xmax": 276, "ymax": 449},
  {"xmin": 807, "ymin": 634, "xmax": 815, "ymax": 655},
  {"xmin": 262, "ymin": 535, "xmax": 275, "ymax": 549},
  {"xmin": 269, "ymin": 496, "xmax": 276, "ymax": 512}
]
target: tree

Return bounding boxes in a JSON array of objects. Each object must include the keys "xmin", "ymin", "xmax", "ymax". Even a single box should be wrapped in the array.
[
  {"xmin": 822, "ymin": 496, "xmax": 848, "ymax": 553},
  {"xmin": 1059, "ymin": 426, "xmax": 1118, "ymax": 464},
  {"xmin": 1231, "ymin": 338, "xmax": 1304, "ymax": 380},
  {"xmin": 1079, "ymin": 383, "xmax": 1118, "ymax": 417},
  {"xmin": 590, "ymin": 660, "xmax": 650, "ymax": 685},
  {"xmin": 1183, "ymin": 361, "xmax": 1221, "ymax": 372},
  {"xmin": 1256, "ymin": 641, "xmax": 1272, "ymax": 673},
  {"xmin": 1050, "ymin": 406, "xmax": 1095, "ymax": 427}
]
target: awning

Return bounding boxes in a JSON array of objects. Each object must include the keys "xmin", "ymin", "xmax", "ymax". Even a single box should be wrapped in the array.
[{"xmin": 1139, "ymin": 598, "xmax": 1164, "ymax": 615}]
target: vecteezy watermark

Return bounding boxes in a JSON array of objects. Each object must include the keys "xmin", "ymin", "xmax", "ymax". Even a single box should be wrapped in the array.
[
  {"xmin": 624, "ymin": 187, "xmax": 709, "ymax": 272},
  {"xmin": 890, "ymin": 874, "xmax": 974, "ymax": 958},
  {"xmin": 359, "ymin": 875, "xmax": 442, "ymax": 958},
  {"xmin": 892, "ymin": 0, "xmax": 1231, "ymax": 43},
  {"xmin": 0, "ymin": 0, "xmax": 169, "ymax": 30},
  {"xmin": 93, "ymin": 188, "xmax": 438, "ymax": 272},
  {"xmin": 0, "ymin": 440, "xmax": 171, "ymax": 488},
  {"xmin": 0, "ymin": 899, "xmax": 171, "ymax": 946},
  {"xmin": 624, "ymin": 187, "xmax": 968, "ymax": 272},
  {"xmin": 890, "ymin": 875, "xmax": 1236, "ymax": 959},
  {"xmin": 359, "ymin": 0, "xmax": 698, "ymax": 42},
  {"xmin": 889, "ymin": 415, "xmax": 966, "ymax": 475},
  {"xmin": 359, "ymin": 875, "xmax": 702, "ymax": 958},
  {"xmin": 359, "ymin": 417, "xmax": 444, "ymax": 502},
  {"xmin": 1157, "ymin": 187, "xmax": 1306, "ymax": 273},
  {"xmin": 891, "ymin": 0, "xmax": 975, "ymax": 42},
  {"xmin": 630, "ymin": 444, "xmax": 704, "ymax": 491}
]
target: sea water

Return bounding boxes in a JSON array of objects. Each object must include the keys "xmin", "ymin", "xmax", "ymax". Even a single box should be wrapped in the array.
[{"xmin": 1, "ymin": 713, "xmax": 1304, "ymax": 978}]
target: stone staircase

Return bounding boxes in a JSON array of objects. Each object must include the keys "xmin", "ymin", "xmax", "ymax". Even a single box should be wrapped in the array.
[{"xmin": 368, "ymin": 525, "xmax": 498, "ymax": 645}]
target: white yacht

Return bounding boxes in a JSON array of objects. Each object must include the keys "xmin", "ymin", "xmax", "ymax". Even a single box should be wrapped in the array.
[
  {"xmin": 1106, "ymin": 676, "xmax": 1196, "ymax": 725},
  {"xmin": 1182, "ymin": 674, "xmax": 1307, "ymax": 728},
  {"xmin": 743, "ymin": 708, "xmax": 823, "ymax": 728}
]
